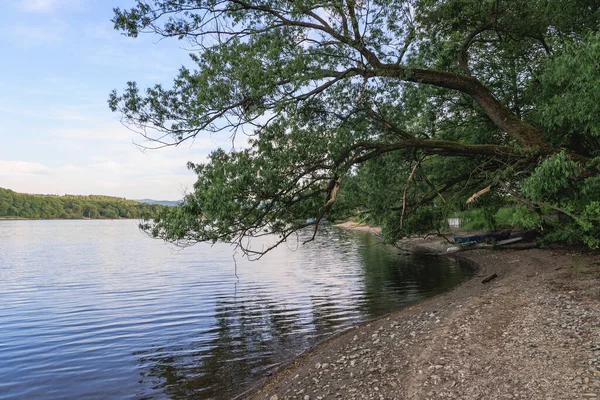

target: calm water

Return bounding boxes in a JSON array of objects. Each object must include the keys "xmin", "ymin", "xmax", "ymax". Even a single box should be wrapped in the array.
[{"xmin": 0, "ymin": 220, "xmax": 471, "ymax": 399}]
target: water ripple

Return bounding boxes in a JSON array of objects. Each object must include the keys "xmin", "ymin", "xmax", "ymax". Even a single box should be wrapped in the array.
[{"xmin": 0, "ymin": 220, "xmax": 472, "ymax": 399}]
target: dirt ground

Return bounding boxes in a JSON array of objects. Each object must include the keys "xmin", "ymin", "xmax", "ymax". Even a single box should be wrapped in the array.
[{"xmin": 245, "ymin": 235, "xmax": 600, "ymax": 400}]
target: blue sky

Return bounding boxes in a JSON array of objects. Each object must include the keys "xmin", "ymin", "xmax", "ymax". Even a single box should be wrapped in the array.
[{"xmin": 0, "ymin": 0, "xmax": 231, "ymax": 200}]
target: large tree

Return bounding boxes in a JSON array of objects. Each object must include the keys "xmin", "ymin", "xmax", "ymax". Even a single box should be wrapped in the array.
[{"xmin": 110, "ymin": 0, "xmax": 600, "ymax": 256}]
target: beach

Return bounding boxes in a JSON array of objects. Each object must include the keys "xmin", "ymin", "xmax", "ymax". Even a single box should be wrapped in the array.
[{"xmin": 247, "ymin": 230, "xmax": 600, "ymax": 399}]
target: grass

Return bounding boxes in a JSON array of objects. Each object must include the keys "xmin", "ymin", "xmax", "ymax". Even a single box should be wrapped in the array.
[{"xmin": 454, "ymin": 206, "xmax": 538, "ymax": 231}]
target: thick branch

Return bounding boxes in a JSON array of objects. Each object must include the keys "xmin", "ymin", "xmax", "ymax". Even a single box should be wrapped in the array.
[
  {"xmin": 349, "ymin": 139, "xmax": 520, "ymax": 165},
  {"xmin": 359, "ymin": 64, "xmax": 547, "ymax": 149}
]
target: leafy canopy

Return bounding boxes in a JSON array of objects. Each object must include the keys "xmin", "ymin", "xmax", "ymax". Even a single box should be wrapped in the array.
[{"xmin": 110, "ymin": 0, "xmax": 600, "ymax": 256}]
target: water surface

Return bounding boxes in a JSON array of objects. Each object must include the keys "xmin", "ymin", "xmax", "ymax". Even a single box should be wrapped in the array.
[{"xmin": 0, "ymin": 220, "xmax": 471, "ymax": 399}]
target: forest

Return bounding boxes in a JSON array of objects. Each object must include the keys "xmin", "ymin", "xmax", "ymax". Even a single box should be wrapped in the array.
[{"xmin": 0, "ymin": 187, "xmax": 166, "ymax": 220}]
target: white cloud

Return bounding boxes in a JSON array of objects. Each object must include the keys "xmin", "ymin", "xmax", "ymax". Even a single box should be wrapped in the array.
[
  {"xmin": 0, "ymin": 103, "xmax": 77, "ymax": 121},
  {"xmin": 85, "ymin": 23, "xmax": 117, "ymax": 40},
  {"xmin": 0, "ymin": 101, "xmax": 228, "ymax": 200},
  {"xmin": 0, "ymin": 136, "xmax": 204, "ymax": 200},
  {"xmin": 49, "ymin": 125, "xmax": 134, "ymax": 142},
  {"xmin": 85, "ymin": 43, "xmax": 182, "ymax": 77},
  {"xmin": 19, "ymin": 0, "xmax": 76, "ymax": 13},
  {"xmin": 0, "ymin": 160, "xmax": 51, "ymax": 176},
  {"xmin": 48, "ymin": 105, "xmax": 92, "ymax": 122},
  {"xmin": 0, "ymin": 160, "xmax": 197, "ymax": 200},
  {"xmin": 9, "ymin": 21, "xmax": 67, "ymax": 47}
]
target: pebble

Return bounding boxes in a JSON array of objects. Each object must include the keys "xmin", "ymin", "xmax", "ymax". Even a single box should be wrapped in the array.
[{"xmin": 248, "ymin": 252, "xmax": 600, "ymax": 400}]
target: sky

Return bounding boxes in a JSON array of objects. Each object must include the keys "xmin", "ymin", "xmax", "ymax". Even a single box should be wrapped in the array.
[{"xmin": 0, "ymin": 0, "xmax": 234, "ymax": 200}]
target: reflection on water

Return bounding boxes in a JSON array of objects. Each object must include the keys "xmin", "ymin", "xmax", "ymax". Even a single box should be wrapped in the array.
[{"xmin": 0, "ymin": 221, "xmax": 471, "ymax": 399}]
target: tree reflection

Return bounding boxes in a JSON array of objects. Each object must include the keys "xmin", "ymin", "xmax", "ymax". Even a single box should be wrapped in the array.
[
  {"xmin": 353, "ymin": 231, "xmax": 472, "ymax": 315},
  {"xmin": 133, "ymin": 229, "xmax": 472, "ymax": 399},
  {"xmin": 134, "ymin": 291, "xmax": 314, "ymax": 399}
]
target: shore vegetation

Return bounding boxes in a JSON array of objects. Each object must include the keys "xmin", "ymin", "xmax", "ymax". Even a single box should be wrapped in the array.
[{"xmin": 0, "ymin": 187, "xmax": 165, "ymax": 220}]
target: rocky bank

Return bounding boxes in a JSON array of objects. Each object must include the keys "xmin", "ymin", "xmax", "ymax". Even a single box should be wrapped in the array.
[{"xmin": 246, "ymin": 238, "xmax": 600, "ymax": 400}]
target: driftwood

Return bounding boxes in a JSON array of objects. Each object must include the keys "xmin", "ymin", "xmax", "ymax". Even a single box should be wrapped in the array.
[
  {"xmin": 481, "ymin": 273, "xmax": 498, "ymax": 284},
  {"xmin": 466, "ymin": 185, "xmax": 491, "ymax": 204}
]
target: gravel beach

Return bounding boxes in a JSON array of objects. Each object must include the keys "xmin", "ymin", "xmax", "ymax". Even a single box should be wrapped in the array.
[{"xmin": 246, "ymin": 231, "xmax": 600, "ymax": 400}]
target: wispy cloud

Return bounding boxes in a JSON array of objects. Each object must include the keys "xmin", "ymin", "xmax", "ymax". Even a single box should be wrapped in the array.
[
  {"xmin": 0, "ymin": 0, "xmax": 219, "ymax": 200},
  {"xmin": 0, "ymin": 130, "xmax": 204, "ymax": 199},
  {"xmin": 0, "ymin": 103, "xmax": 92, "ymax": 122},
  {"xmin": 0, "ymin": 160, "xmax": 51, "ymax": 176},
  {"xmin": 0, "ymin": 156, "xmax": 198, "ymax": 200},
  {"xmin": 9, "ymin": 20, "xmax": 67, "ymax": 47},
  {"xmin": 86, "ymin": 43, "xmax": 181, "ymax": 76},
  {"xmin": 18, "ymin": 0, "xmax": 77, "ymax": 13},
  {"xmin": 85, "ymin": 23, "xmax": 114, "ymax": 40}
]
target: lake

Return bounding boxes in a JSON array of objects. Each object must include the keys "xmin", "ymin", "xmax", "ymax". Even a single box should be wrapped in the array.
[{"xmin": 0, "ymin": 220, "xmax": 472, "ymax": 399}]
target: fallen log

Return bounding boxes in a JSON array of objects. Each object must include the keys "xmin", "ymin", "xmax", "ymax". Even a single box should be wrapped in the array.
[{"xmin": 481, "ymin": 273, "xmax": 498, "ymax": 284}]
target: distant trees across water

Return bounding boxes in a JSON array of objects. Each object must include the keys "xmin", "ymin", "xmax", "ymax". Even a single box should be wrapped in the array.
[{"xmin": 0, "ymin": 187, "xmax": 166, "ymax": 220}]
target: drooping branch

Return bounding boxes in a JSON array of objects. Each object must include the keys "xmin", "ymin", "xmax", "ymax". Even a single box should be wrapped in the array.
[
  {"xmin": 114, "ymin": 1, "xmax": 549, "ymax": 151},
  {"xmin": 305, "ymin": 176, "xmax": 342, "ymax": 244},
  {"xmin": 400, "ymin": 155, "xmax": 425, "ymax": 231},
  {"xmin": 115, "ymin": 0, "xmax": 600, "ymax": 256}
]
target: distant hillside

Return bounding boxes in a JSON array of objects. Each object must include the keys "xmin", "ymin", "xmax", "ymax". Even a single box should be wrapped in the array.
[
  {"xmin": 136, "ymin": 199, "xmax": 180, "ymax": 207},
  {"xmin": 0, "ymin": 187, "xmax": 167, "ymax": 220}
]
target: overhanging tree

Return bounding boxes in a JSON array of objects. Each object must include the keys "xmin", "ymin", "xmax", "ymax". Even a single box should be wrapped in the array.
[{"xmin": 110, "ymin": 0, "xmax": 600, "ymax": 256}]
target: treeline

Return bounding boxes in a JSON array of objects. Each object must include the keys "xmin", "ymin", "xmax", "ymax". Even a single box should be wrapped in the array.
[{"xmin": 0, "ymin": 187, "xmax": 166, "ymax": 219}]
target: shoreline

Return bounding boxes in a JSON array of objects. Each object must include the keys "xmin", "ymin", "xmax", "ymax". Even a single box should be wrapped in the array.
[
  {"xmin": 0, "ymin": 217, "xmax": 139, "ymax": 221},
  {"xmin": 334, "ymin": 221, "xmax": 383, "ymax": 237},
  {"xmin": 248, "ymin": 224, "xmax": 600, "ymax": 399}
]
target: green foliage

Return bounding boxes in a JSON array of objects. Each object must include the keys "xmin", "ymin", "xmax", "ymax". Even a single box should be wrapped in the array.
[
  {"xmin": 0, "ymin": 187, "xmax": 165, "ymax": 220},
  {"xmin": 522, "ymin": 152, "xmax": 580, "ymax": 202},
  {"xmin": 109, "ymin": 0, "xmax": 600, "ymax": 253},
  {"xmin": 521, "ymin": 153, "xmax": 600, "ymax": 248},
  {"xmin": 502, "ymin": 207, "xmax": 541, "ymax": 230},
  {"xmin": 579, "ymin": 201, "xmax": 600, "ymax": 248},
  {"xmin": 394, "ymin": 206, "xmax": 445, "ymax": 237},
  {"xmin": 532, "ymin": 32, "xmax": 600, "ymax": 154},
  {"xmin": 494, "ymin": 207, "xmax": 516, "ymax": 228},
  {"xmin": 458, "ymin": 206, "xmax": 539, "ymax": 231},
  {"xmin": 460, "ymin": 207, "xmax": 496, "ymax": 231}
]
